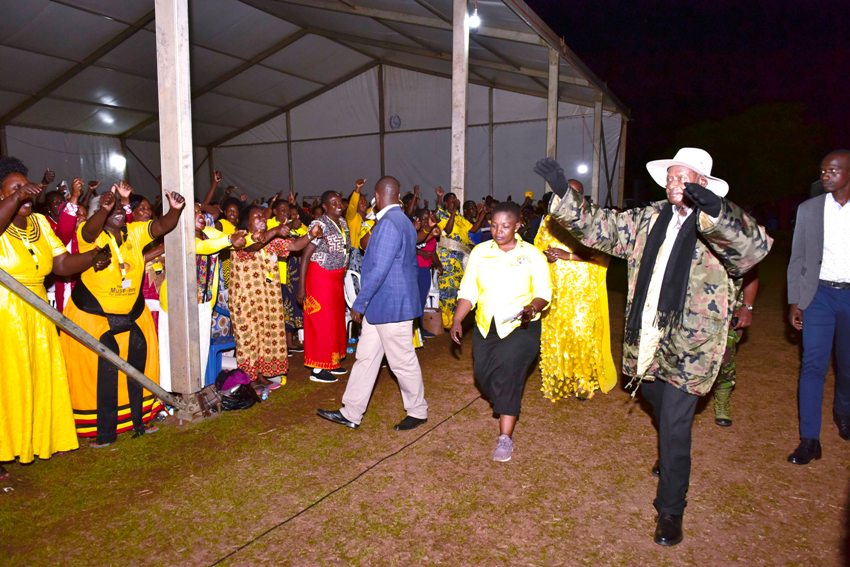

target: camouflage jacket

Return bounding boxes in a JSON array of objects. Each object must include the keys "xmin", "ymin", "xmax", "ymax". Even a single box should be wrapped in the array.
[{"xmin": 549, "ymin": 192, "xmax": 773, "ymax": 396}]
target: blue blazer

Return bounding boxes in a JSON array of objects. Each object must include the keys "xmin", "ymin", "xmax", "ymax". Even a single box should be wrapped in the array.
[{"xmin": 353, "ymin": 206, "xmax": 422, "ymax": 324}]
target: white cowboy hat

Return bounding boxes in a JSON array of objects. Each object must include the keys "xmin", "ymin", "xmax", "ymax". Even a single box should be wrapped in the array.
[{"xmin": 646, "ymin": 147, "xmax": 729, "ymax": 197}]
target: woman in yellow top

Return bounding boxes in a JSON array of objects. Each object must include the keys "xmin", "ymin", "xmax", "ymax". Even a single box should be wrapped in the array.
[
  {"xmin": 61, "ymin": 188, "xmax": 186, "ymax": 447},
  {"xmin": 535, "ymin": 186, "xmax": 617, "ymax": 400},
  {"xmin": 451, "ymin": 201, "xmax": 552, "ymax": 463},
  {"xmin": 435, "ymin": 186, "xmax": 486, "ymax": 328},
  {"xmin": 0, "ymin": 157, "xmax": 110, "ymax": 479}
]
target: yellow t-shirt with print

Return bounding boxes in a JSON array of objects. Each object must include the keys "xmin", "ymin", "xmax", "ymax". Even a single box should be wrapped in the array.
[{"xmin": 77, "ymin": 221, "xmax": 154, "ymax": 314}]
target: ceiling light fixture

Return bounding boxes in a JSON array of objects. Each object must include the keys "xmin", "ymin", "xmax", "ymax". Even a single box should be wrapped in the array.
[
  {"xmin": 109, "ymin": 154, "xmax": 127, "ymax": 172},
  {"xmin": 469, "ymin": 1, "xmax": 481, "ymax": 29}
]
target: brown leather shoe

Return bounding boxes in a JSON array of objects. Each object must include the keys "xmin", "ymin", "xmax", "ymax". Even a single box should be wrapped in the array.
[{"xmin": 787, "ymin": 439, "xmax": 822, "ymax": 464}]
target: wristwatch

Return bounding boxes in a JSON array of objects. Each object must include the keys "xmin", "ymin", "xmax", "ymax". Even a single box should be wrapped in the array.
[{"xmin": 743, "ymin": 303, "xmax": 753, "ymax": 311}]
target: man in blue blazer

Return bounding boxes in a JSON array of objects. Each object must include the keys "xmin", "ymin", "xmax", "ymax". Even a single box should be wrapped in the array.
[
  {"xmin": 318, "ymin": 176, "xmax": 428, "ymax": 430},
  {"xmin": 787, "ymin": 150, "xmax": 850, "ymax": 464}
]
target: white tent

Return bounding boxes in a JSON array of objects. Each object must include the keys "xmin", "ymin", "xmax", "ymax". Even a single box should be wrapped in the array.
[
  {"xmin": 1, "ymin": 0, "xmax": 630, "ymax": 393},
  {"xmin": 0, "ymin": 0, "xmax": 628, "ymax": 206}
]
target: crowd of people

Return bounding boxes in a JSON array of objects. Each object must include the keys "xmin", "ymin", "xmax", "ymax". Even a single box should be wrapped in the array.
[{"xmin": 1, "ymin": 146, "xmax": 848, "ymax": 549}]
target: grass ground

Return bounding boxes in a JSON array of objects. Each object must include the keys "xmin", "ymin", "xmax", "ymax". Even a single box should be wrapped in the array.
[{"xmin": 1, "ymin": 232, "xmax": 849, "ymax": 566}]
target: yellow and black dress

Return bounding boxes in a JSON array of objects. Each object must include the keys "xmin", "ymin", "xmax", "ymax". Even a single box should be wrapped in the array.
[
  {"xmin": 60, "ymin": 221, "xmax": 162, "ymax": 442},
  {"xmin": 534, "ymin": 215, "xmax": 616, "ymax": 400},
  {"xmin": 0, "ymin": 213, "xmax": 79, "ymax": 463}
]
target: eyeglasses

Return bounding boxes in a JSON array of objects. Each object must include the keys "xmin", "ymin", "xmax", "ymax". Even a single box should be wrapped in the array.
[{"xmin": 821, "ymin": 168, "xmax": 843, "ymax": 175}]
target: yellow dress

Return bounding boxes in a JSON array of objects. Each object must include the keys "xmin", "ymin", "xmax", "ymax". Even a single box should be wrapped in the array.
[
  {"xmin": 436, "ymin": 210, "xmax": 473, "ymax": 329},
  {"xmin": 0, "ymin": 213, "xmax": 79, "ymax": 462},
  {"xmin": 61, "ymin": 221, "xmax": 162, "ymax": 438},
  {"xmin": 534, "ymin": 215, "xmax": 617, "ymax": 400}
]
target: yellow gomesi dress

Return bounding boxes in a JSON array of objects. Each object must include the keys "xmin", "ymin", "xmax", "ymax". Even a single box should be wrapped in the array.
[
  {"xmin": 0, "ymin": 213, "xmax": 79, "ymax": 462},
  {"xmin": 534, "ymin": 215, "xmax": 617, "ymax": 400},
  {"xmin": 61, "ymin": 221, "xmax": 162, "ymax": 439}
]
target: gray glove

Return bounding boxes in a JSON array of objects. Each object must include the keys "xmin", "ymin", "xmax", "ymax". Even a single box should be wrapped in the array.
[{"xmin": 533, "ymin": 158, "xmax": 569, "ymax": 197}]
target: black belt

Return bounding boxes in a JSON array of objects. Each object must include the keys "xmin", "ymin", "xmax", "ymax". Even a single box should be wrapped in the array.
[{"xmin": 819, "ymin": 279, "xmax": 850, "ymax": 290}]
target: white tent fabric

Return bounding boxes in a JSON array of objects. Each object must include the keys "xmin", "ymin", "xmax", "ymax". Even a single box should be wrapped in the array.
[
  {"xmin": 291, "ymin": 136, "xmax": 381, "ymax": 200},
  {"xmin": 0, "ymin": 1, "xmax": 628, "ymax": 206},
  {"xmin": 5, "ymin": 126, "xmax": 123, "ymax": 191},
  {"xmin": 290, "ymin": 68, "xmax": 380, "ymax": 140}
]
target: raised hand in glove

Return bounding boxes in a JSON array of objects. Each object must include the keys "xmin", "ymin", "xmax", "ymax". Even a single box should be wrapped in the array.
[
  {"xmin": 533, "ymin": 158, "xmax": 569, "ymax": 197},
  {"xmin": 684, "ymin": 182, "xmax": 721, "ymax": 217}
]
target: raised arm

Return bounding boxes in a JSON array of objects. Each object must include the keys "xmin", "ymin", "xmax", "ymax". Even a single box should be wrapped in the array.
[
  {"xmin": 150, "ymin": 191, "xmax": 187, "ymax": 239},
  {"xmin": 202, "ymin": 170, "xmax": 222, "ymax": 205},
  {"xmin": 0, "ymin": 183, "xmax": 42, "ymax": 235},
  {"xmin": 80, "ymin": 188, "xmax": 116, "ymax": 243}
]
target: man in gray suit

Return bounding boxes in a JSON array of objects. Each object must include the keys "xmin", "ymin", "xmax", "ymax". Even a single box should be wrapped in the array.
[{"xmin": 787, "ymin": 149, "xmax": 850, "ymax": 464}]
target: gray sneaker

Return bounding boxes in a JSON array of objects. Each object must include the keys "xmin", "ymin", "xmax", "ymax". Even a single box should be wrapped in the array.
[{"xmin": 492, "ymin": 434, "xmax": 513, "ymax": 462}]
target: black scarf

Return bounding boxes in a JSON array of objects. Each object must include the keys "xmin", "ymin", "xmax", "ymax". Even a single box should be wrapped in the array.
[{"xmin": 624, "ymin": 204, "xmax": 697, "ymax": 345}]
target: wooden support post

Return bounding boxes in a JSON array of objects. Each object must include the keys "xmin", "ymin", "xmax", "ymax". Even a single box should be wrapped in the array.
[
  {"xmin": 590, "ymin": 99, "xmax": 603, "ymax": 204},
  {"xmin": 207, "ymin": 146, "xmax": 216, "ymax": 188},
  {"xmin": 286, "ymin": 112, "xmax": 294, "ymax": 192},
  {"xmin": 545, "ymin": 47, "xmax": 559, "ymax": 194},
  {"xmin": 378, "ymin": 64, "xmax": 386, "ymax": 177},
  {"xmin": 488, "ymin": 87, "xmax": 494, "ymax": 197},
  {"xmin": 155, "ymin": 0, "xmax": 201, "ymax": 394},
  {"xmin": 450, "ymin": 0, "xmax": 470, "ymax": 202},
  {"xmin": 617, "ymin": 118, "xmax": 628, "ymax": 208}
]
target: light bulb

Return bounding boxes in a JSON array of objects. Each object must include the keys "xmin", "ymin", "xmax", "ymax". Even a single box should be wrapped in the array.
[
  {"xmin": 109, "ymin": 154, "xmax": 127, "ymax": 172},
  {"xmin": 469, "ymin": 8, "xmax": 481, "ymax": 29},
  {"xmin": 577, "ymin": 163, "xmax": 589, "ymax": 175}
]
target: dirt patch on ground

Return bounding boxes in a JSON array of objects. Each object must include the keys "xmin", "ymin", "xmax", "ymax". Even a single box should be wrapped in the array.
[{"xmin": 2, "ymin": 233, "xmax": 849, "ymax": 566}]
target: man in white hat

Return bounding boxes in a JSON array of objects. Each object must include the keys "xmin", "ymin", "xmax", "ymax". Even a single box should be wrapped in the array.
[{"xmin": 535, "ymin": 148, "xmax": 772, "ymax": 546}]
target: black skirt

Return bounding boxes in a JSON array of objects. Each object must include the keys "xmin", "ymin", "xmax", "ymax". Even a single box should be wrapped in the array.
[{"xmin": 472, "ymin": 318, "xmax": 541, "ymax": 416}]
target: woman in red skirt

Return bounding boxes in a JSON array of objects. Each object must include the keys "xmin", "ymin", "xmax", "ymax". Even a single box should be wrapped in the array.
[{"xmin": 298, "ymin": 191, "xmax": 350, "ymax": 383}]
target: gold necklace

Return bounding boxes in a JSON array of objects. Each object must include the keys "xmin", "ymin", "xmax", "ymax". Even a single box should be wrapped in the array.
[{"xmin": 7, "ymin": 216, "xmax": 40, "ymax": 269}]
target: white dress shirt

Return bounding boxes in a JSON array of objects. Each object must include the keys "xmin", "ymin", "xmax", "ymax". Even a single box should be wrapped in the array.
[{"xmin": 819, "ymin": 193, "xmax": 850, "ymax": 283}]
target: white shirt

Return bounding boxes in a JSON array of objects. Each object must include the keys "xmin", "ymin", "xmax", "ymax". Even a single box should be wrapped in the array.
[
  {"xmin": 376, "ymin": 203, "xmax": 400, "ymax": 221},
  {"xmin": 636, "ymin": 205, "xmax": 694, "ymax": 376},
  {"xmin": 819, "ymin": 193, "xmax": 850, "ymax": 283}
]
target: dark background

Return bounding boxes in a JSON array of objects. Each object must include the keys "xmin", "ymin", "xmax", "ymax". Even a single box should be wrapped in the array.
[{"xmin": 524, "ymin": 0, "xmax": 849, "ymax": 216}]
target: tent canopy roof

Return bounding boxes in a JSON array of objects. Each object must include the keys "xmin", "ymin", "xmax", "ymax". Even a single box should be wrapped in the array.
[{"xmin": 0, "ymin": 0, "xmax": 627, "ymax": 147}]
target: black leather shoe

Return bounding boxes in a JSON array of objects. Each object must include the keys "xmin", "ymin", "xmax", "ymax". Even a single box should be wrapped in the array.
[
  {"xmin": 317, "ymin": 409, "xmax": 358, "ymax": 429},
  {"xmin": 787, "ymin": 438, "xmax": 821, "ymax": 464},
  {"xmin": 654, "ymin": 513, "xmax": 683, "ymax": 546},
  {"xmin": 715, "ymin": 417, "xmax": 732, "ymax": 427},
  {"xmin": 835, "ymin": 415, "xmax": 850, "ymax": 441},
  {"xmin": 394, "ymin": 415, "xmax": 427, "ymax": 431},
  {"xmin": 651, "ymin": 460, "xmax": 660, "ymax": 478}
]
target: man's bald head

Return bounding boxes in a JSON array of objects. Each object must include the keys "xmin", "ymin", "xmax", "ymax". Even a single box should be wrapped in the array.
[
  {"xmin": 375, "ymin": 176, "xmax": 400, "ymax": 198},
  {"xmin": 374, "ymin": 176, "xmax": 400, "ymax": 212}
]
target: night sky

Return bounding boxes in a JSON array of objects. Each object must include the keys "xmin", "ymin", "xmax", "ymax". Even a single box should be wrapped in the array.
[{"xmin": 524, "ymin": 0, "xmax": 849, "ymax": 204}]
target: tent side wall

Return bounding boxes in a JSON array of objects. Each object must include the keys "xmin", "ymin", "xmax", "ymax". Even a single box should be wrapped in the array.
[{"xmin": 5, "ymin": 65, "xmax": 625, "ymax": 208}]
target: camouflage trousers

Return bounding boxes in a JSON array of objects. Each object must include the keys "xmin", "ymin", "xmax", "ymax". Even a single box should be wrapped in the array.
[{"xmin": 713, "ymin": 326, "xmax": 743, "ymax": 419}]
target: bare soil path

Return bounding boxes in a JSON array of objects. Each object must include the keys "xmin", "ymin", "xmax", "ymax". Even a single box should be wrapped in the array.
[{"xmin": 2, "ymin": 234, "xmax": 848, "ymax": 566}]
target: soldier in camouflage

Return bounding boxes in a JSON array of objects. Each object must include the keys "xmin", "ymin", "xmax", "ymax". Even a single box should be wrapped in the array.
[
  {"xmin": 535, "ymin": 148, "xmax": 772, "ymax": 547},
  {"xmin": 713, "ymin": 269, "xmax": 759, "ymax": 426}
]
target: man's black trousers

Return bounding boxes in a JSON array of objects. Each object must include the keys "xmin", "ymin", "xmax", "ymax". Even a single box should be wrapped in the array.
[{"xmin": 640, "ymin": 378, "xmax": 699, "ymax": 515}]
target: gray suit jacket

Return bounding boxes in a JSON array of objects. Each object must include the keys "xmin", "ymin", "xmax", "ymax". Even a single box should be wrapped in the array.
[{"xmin": 787, "ymin": 194, "xmax": 826, "ymax": 310}]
